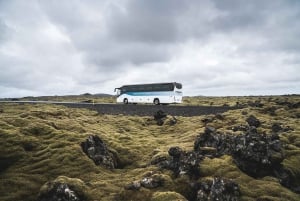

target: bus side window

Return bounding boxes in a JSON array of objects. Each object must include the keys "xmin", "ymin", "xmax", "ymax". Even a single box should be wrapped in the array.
[
  {"xmin": 146, "ymin": 86, "xmax": 152, "ymax": 91},
  {"xmin": 138, "ymin": 86, "xmax": 145, "ymax": 92}
]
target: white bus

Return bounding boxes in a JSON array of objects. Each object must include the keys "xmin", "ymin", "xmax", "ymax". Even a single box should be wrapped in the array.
[{"xmin": 114, "ymin": 82, "xmax": 183, "ymax": 105}]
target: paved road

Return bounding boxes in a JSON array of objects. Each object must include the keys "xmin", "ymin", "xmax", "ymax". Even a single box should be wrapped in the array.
[{"xmin": 0, "ymin": 101, "xmax": 240, "ymax": 117}]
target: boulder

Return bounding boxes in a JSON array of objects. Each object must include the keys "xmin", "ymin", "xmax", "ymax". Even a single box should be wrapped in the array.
[
  {"xmin": 81, "ymin": 135, "xmax": 118, "ymax": 169},
  {"xmin": 141, "ymin": 175, "xmax": 164, "ymax": 189},
  {"xmin": 196, "ymin": 177, "xmax": 240, "ymax": 201},
  {"xmin": 156, "ymin": 147, "xmax": 202, "ymax": 178},
  {"xmin": 125, "ymin": 174, "xmax": 164, "ymax": 190},
  {"xmin": 154, "ymin": 110, "xmax": 167, "ymax": 120},
  {"xmin": 37, "ymin": 176, "xmax": 88, "ymax": 201},
  {"xmin": 153, "ymin": 110, "xmax": 177, "ymax": 126},
  {"xmin": 246, "ymin": 115, "xmax": 261, "ymax": 127},
  {"xmin": 194, "ymin": 126, "xmax": 284, "ymax": 178},
  {"xmin": 194, "ymin": 126, "xmax": 232, "ymax": 157}
]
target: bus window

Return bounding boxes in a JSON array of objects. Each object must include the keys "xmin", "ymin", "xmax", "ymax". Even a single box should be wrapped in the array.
[
  {"xmin": 175, "ymin": 83, "xmax": 182, "ymax": 89},
  {"xmin": 145, "ymin": 86, "xmax": 152, "ymax": 91}
]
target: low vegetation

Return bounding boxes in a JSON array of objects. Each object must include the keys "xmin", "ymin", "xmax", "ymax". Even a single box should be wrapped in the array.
[{"xmin": 0, "ymin": 95, "xmax": 299, "ymax": 200}]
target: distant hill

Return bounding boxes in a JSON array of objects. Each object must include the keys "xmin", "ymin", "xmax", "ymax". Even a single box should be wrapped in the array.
[{"xmin": 0, "ymin": 93, "xmax": 115, "ymax": 103}]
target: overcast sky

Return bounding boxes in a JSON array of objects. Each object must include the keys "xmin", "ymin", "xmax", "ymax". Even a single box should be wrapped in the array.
[{"xmin": 0, "ymin": 0, "xmax": 299, "ymax": 97}]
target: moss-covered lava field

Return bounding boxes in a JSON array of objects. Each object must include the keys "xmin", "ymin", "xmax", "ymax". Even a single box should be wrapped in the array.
[{"xmin": 0, "ymin": 95, "xmax": 299, "ymax": 201}]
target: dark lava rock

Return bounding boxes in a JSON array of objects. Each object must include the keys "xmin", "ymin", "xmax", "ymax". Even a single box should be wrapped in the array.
[
  {"xmin": 38, "ymin": 176, "xmax": 88, "ymax": 201},
  {"xmin": 192, "ymin": 125, "xmax": 300, "ymax": 192},
  {"xmin": 275, "ymin": 100, "xmax": 300, "ymax": 109},
  {"xmin": 246, "ymin": 115, "xmax": 261, "ymax": 127},
  {"xmin": 271, "ymin": 123, "xmax": 293, "ymax": 133},
  {"xmin": 271, "ymin": 123, "xmax": 283, "ymax": 133},
  {"xmin": 125, "ymin": 174, "xmax": 164, "ymax": 190},
  {"xmin": 81, "ymin": 135, "xmax": 118, "ymax": 169},
  {"xmin": 231, "ymin": 124, "xmax": 249, "ymax": 132},
  {"xmin": 168, "ymin": 146, "xmax": 183, "ymax": 158},
  {"xmin": 153, "ymin": 110, "xmax": 177, "ymax": 126},
  {"xmin": 194, "ymin": 127, "xmax": 233, "ymax": 157},
  {"xmin": 195, "ymin": 126, "xmax": 284, "ymax": 178},
  {"xmin": 140, "ymin": 175, "xmax": 164, "ymax": 189},
  {"xmin": 156, "ymin": 147, "xmax": 202, "ymax": 178},
  {"xmin": 154, "ymin": 110, "xmax": 167, "ymax": 120},
  {"xmin": 154, "ymin": 110, "xmax": 167, "ymax": 126},
  {"xmin": 38, "ymin": 183, "xmax": 81, "ymax": 201},
  {"xmin": 263, "ymin": 106, "xmax": 277, "ymax": 116},
  {"xmin": 196, "ymin": 177, "xmax": 240, "ymax": 201},
  {"xmin": 232, "ymin": 130, "xmax": 284, "ymax": 177}
]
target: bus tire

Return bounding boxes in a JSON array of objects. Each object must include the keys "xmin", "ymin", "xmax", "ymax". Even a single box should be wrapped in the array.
[
  {"xmin": 123, "ymin": 98, "xmax": 128, "ymax": 104},
  {"xmin": 154, "ymin": 98, "xmax": 160, "ymax": 105}
]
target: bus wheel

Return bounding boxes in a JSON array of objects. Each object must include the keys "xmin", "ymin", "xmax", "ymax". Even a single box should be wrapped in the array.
[
  {"xmin": 154, "ymin": 98, "xmax": 160, "ymax": 105},
  {"xmin": 123, "ymin": 98, "xmax": 128, "ymax": 104}
]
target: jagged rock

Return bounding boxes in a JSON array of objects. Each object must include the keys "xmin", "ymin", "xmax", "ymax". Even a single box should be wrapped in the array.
[
  {"xmin": 153, "ymin": 110, "xmax": 167, "ymax": 126},
  {"xmin": 125, "ymin": 174, "xmax": 164, "ymax": 190},
  {"xmin": 231, "ymin": 124, "xmax": 249, "ymax": 132},
  {"xmin": 39, "ymin": 183, "xmax": 80, "ymax": 201},
  {"xmin": 81, "ymin": 135, "xmax": 118, "ymax": 169},
  {"xmin": 141, "ymin": 175, "xmax": 164, "ymax": 189},
  {"xmin": 195, "ymin": 126, "xmax": 285, "ymax": 178},
  {"xmin": 196, "ymin": 177, "xmax": 240, "ymax": 201},
  {"xmin": 37, "ymin": 176, "xmax": 88, "ymax": 201},
  {"xmin": 154, "ymin": 110, "xmax": 167, "ymax": 120},
  {"xmin": 194, "ymin": 126, "xmax": 233, "ymax": 157},
  {"xmin": 168, "ymin": 146, "xmax": 182, "ymax": 158},
  {"xmin": 124, "ymin": 180, "xmax": 141, "ymax": 190},
  {"xmin": 153, "ymin": 110, "xmax": 177, "ymax": 126},
  {"xmin": 232, "ymin": 129, "xmax": 284, "ymax": 177},
  {"xmin": 192, "ymin": 125, "xmax": 298, "ymax": 192},
  {"xmin": 271, "ymin": 123, "xmax": 293, "ymax": 133},
  {"xmin": 263, "ymin": 106, "xmax": 277, "ymax": 115},
  {"xmin": 271, "ymin": 123, "xmax": 283, "ymax": 133},
  {"xmin": 246, "ymin": 115, "xmax": 261, "ymax": 127},
  {"xmin": 156, "ymin": 147, "xmax": 202, "ymax": 178}
]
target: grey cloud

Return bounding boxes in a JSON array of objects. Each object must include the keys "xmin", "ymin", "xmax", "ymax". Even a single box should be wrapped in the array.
[
  {"xmin": 0, "ymin": 19, "xmax": 8, "ymax": 42},
  {"xmin": 0, "ymin": 0, "xmax": 299, "ymax": 97},
  {"xmin": 107, "ymin": 0, "xmax": 186, "ymax": 43}
]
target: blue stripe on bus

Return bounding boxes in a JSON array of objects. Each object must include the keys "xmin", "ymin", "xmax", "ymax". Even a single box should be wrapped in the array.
[{"xmin": 125, "ymin": 91, "xmax": 173, "ymax": 96}]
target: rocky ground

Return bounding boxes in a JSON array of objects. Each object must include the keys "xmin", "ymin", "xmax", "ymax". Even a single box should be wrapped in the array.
[{"xmin": 0, "ymin": 95, "xmax": 299, "ymax": 201}]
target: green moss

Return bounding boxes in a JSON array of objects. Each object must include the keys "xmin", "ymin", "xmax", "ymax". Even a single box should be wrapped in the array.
[
  {"xmin": 0, "ymin": 96, "xmax": 300, "ymax": 201},
  {"xmin": 151, "ymin": 191, "xmax": 187, "ymax": 201}
]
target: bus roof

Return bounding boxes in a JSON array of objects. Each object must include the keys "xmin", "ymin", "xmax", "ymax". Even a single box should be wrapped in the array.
[{"xmin": 120, "ymin": 82, "xmax": 181, "ymax": 88}]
